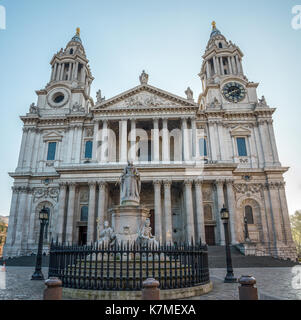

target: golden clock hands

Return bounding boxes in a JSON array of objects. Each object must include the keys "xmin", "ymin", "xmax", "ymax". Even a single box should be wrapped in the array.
[{"xmin": 229, "ymin": 88, "xmax": 240, "ymax": 95}]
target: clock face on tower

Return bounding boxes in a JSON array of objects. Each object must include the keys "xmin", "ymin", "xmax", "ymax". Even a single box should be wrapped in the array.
[{"xmin": 222, "ymin": 82, "xmax": 246, "ymax": 103}]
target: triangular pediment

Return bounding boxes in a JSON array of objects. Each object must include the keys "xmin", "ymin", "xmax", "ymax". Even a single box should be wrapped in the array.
[
  {"xmin": 92, "ymin": 84, "xmax": 196, "ymax": 111},
  {"xmin": 43, "ymin": 131, "xmax": 64, "ymax": 142},
  {"xmin": 230, "ymin": 125, "xmax": 251, "ymax": 137}
]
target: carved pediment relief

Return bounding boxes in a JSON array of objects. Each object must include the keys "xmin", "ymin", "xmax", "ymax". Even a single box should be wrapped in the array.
[
  {"xmin": 93, "ymin": 85, "xmax": 196, "ymax": 111},
  {"xmin": 230, "ymin": 125, "xmax": 251, "ymax": 137}
]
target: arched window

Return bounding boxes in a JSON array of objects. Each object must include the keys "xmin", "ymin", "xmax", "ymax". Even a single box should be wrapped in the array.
[
  {"xmin": 204, "ymin": 204, "xmax": 213, "ymax": 221},
  {"xmin": 80, "ymin": 206, "xmax": 88, "ymax": 222},
  {"xmin": 70, "ymin": 48, "xmax": 74, "ymax": 54},
  {"xmin": 219, "ymin": 42, "xmax": 223, "ymax": 48},
  {"xmin": 245, "ymin": 205, "xmax": 254, "ymax": 224}
]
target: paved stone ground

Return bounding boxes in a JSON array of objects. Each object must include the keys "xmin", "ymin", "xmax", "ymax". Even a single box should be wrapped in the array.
[
  {"xmin": 192, "ymin": 268, "xmax": 301, "ymax": 300},
  {"xmin": 0, "ymin": 266, "xmax": 300, "ymax": 300}
]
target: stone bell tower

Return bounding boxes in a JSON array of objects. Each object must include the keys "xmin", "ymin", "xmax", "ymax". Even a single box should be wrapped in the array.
[
  {"xmin": 35, "ymin": 28, "xmax": 94, "ymax": 117},
  {"xmin": 198, "ymin": 21, "xmax": 259, "ymax": 110}
]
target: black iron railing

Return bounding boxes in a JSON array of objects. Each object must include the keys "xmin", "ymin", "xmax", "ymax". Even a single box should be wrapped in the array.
[{"xmin": 48, "ymin": 240, "xmax": 210, "ymax": 291}]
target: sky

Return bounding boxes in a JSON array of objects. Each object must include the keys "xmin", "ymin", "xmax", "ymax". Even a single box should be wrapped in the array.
[{"xmin": 0, "ymin": 0, "xmax": 300, "ymax": 217}]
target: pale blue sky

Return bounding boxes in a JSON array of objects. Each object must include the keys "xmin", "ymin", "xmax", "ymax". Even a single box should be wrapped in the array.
[{"xmin": 0, "ymin": 0, "xmax": 300, "ymax": 216}]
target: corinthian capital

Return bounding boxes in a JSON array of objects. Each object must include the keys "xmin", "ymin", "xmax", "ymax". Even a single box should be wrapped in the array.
[
  {"xmin": 97, "ymin": 180, "xmax": 107, "ymax": 189},
  {"xmin": 153, "ymin": 179, "xmax": 162, "ymax": 186},
  {"xmin": 183, "ymin": 179, "xmax": 193, "ymax": 186},
  {"xmin": 163, "ymin": 179, "xmax": 172, "ymax": 187},
  {"xmin": 194, "ymin": 178, "xmax": 204, "ymax": 186}
]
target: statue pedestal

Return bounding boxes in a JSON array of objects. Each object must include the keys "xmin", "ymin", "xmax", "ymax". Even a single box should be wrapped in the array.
[{"xmin": 108, "ymin": 205, "xmax": 150, "ymax": 244}]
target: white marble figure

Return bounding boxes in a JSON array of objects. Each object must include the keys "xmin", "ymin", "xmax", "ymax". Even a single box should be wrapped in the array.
[
  {"xmin": 185, "ymin": 87, "xmax": 194, "ymax": 101},
  {"xmin": 137, "ymin": 218, "xmax": 158, "ymax": 248},
  {"xmin": 120, "ymin": 161, "xmax": 141, "ymax": 205},
  {"xmin": 139, "ymin": 70, "xmax": 149, "ymax": 85},
  {"xmin": 97, "ymin": 220, "xmax": 116, "ymax": 248},
  {"xmin": 258, "ymin": 95, "xmax": 267, "ymax": 106},
  {"xmin": 29, "ymin": 103, "xmax": 38, "ymax": 114},
  {"xmin": 96, "ymin": 90, "xmax": 105, "ymax": 103}
]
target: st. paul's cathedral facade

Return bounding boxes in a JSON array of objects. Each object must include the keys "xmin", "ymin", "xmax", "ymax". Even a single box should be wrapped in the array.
[{"xmin": 3, "ymin": 23, "xmax": 297, "ymax": 260}]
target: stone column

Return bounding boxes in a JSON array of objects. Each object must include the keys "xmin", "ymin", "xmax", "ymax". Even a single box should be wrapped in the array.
[
  {"xmin": 21, "ymin": 189, "xmax": 33, "ymax": 253},
  {"xmin": 184, "ymin": 180, "xmax": 195, "ymax": 242},
  {"xmin": 206, "ymin": 61, "xmax": 210, "ymax": 78},
  {"xmin": 227, "ymin": 57, "xmax": 233, "ymax": 74},
  {"xmin": 51, "ymin": 63, "xmax": 57, "ymax": 81},
  {"xmin": 31, "ymin": 129, "xmax": 42, "ymax": 172},
  {"xmin": 120, "ymin": 120, "xmax": 128, "ymax": 163},
  {"xmin": 13, "ymin": 186, "xmax": 29, "ymax": 254},
  {"xmin": 191, "ymin": 118, "xmax": 197, "ymax": 159},
  {"xmin": 74, "ymin": 62, "xmax": 79, "ymax": 80},
  {"xmin": 258, "ymin": 120, "xmax": 273, "ymax": 166},
  {"xmin": 97, "ymin": 181, "xmax": 107, "ymax": 235},
  {"xmin": 153, "ymin": 119, "xmax": 160, "ymax": 162},
  {"xmin": 220, "ymin": 57, "xmax": 224, "ymax": 75},
  {"xmin": 162, "ymin": 119, "xmax": 170, "ymax": 162},
  {"xmin": 213, "ymin": 56, "xmax": 218, "ymax": 74},
  {"xmin": 56, "ymin": 64, "xmax": 61, "ymax": 81},
  {"xmin": 100, "ymin": 120, "xmax": 108, "ymax": 163},
  {"xmin": 253, "ymin": 125, "xmax": 265, "ymax": 167},
  {"xmin": 65, "ymin": 183, "xmax": 76, "ymax": 243},
  {"xmin": 153, "ymin": 180, "xmax": 162, "ymax": 242},
  {"xmin": 182, "ymin": 118, "xmax": 190, "ymax": 161},
  {"xmin": 208, "ymin": 121, "xmax": 217, "ymax": 161},
  {"xmin": 215, "ymin": 179, "xmax": 225, "ymax": 245},
  {"xmin": 194, "ymin": 179, "xmax": 206, "ymax": 244},
  {"xmin": 17, "ymin": 128, "xmax": 29, "ymax": 169},
  {"xmin": 87, "ymin": 181, "xmax": 97, "ymax": 243},
  {"xmin": 278, "ymin": 182, "xmax": 294, "ymax": 244},
  {"xmin": 226, "ymin": 179, "xmax": 237, "ymax": 244},
  {"xmin": 23, "ymin": 128, "xmax": 36, "ymax": 170},
  {"xmin": 235, "ymin": 55, "xmax": 241, "ymax": 73},
  {"xmin": 262, "ymin": 183, "xmax": 277, "ymax": 250},
  {"xmin": 130, "ymin": 118, "xmax": 136, "ymax": 162},
  {"xmin": 268, "ymin": 182, "xmax": 284, "ymax": 243},
  {"xmin": 75, "ymin": 124, "xmax": 83, "ymax": 163},
  {"xmin": 59, "ymin": 63, "xmax": 64, "ymax": 81},
  {"xmin": 4, "ymin": 187, "xmax": 20, "ymax": 250},
  {"xmin": 231, "ymin": 56, "xmax": 236, "ymax": 74},
  {"xmin": 92, "ymin": 121, "xmax": 99, "ymax": 162},
  {"xmin": 267, "ymin": 120, "xmax": 280, "ymax": 165},
  {"xmin": 163, "ymin": 180, "xmax": 173, "ymax": 243}
]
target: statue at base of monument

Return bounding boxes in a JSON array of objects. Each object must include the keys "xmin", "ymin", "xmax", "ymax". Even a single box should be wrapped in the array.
[
  {"xmin": 137, "ymin": 218, "xmax": 159, "ymax": 248},
  {"xmin": 120, "ymin": 161, "xmax": 141, "ymax": 206},
  {"xmin": 97, "ymin": 220, "xmax": 116, "ymax": 248}
]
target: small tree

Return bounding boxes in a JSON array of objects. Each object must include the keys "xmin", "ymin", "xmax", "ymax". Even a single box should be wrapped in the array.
[{"xmin": 291, "ymin": 210, "xmax": 301, "ymax": 259}]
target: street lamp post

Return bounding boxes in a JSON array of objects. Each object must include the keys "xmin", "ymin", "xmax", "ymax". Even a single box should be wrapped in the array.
[
  {"xmin": 31, "ymin": 206, "xmax": 49, "ymax": 280},
  {"xmin": 244, "ymin": 217, "xmax": 251, "ymax": 242},
  {"xmin": 220, "ymin": 205, "xmax": 237, "ymax": 283}
]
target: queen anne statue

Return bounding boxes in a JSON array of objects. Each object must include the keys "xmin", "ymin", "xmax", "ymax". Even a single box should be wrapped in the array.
[{"xmin": 120, "ymin": 161, "xmax": 141, "ymax": 206}]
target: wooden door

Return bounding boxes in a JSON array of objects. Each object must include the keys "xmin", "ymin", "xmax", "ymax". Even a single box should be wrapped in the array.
[
  {"xmin": 78, "ymin": 226, "xmax": 87, "ymax": 245},
  {"xmin": 205, "ymin": 226, "xmax": 216, "ymax": 245}
]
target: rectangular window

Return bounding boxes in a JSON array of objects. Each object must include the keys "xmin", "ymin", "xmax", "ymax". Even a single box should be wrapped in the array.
[
  {"xmin": 47, "ymin": 142, "xmax": 57, "ymax": 161},
  {"xmin": 237, "ymin": 138, "xmax": 247, "ymax": 157},
  {"xmin": 199, "ymin": 138, "xmax": 208, "ymax": 157},
  {"xmin": 84, "ymin": 141, "xmax": 93, "ymax": 159}
]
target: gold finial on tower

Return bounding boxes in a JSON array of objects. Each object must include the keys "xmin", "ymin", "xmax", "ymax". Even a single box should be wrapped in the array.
[
  {"xmin": 211, "ymin": 21, "xmax": 216, "ymax": 29},
  {"xmin": 76, "ymin": 27, "xmax": 80, "ymax": 36}
]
